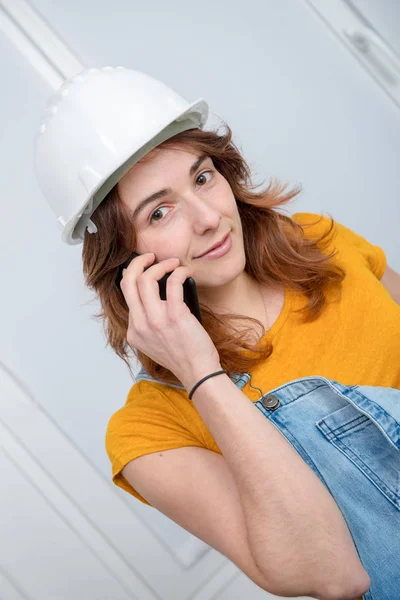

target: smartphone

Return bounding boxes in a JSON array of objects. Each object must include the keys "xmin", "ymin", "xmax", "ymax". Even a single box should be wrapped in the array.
[{"xmin": 116, "ymin": 252, "xmax": 203, "ymax": 324}]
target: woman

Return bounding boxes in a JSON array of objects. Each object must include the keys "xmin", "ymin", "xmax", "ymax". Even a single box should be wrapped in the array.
[{"xmin": 35, "ymin": 66, "xmax": 400, "ymax": 600}]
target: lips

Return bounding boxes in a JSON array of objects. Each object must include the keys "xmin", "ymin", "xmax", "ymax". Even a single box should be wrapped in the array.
[{"xmin": 196, "ymin": 232, "xmax": 230, "ymax": 258}]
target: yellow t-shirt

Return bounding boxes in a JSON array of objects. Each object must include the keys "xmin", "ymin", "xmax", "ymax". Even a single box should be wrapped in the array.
[{"xmin": 105, "ymin": 212, "xmax": 399, "ymax": 507}]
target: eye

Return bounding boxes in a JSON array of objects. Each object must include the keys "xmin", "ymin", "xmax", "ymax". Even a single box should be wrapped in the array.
[
  {"xmin": 149, "ymin": 206, "xmax": 169, "ymax": 224},
  {"xmin": 195, "ymin": 170, "xmax": 213, "ymax": 186},
  {"xmin": 148, "ymin": 169, "xmax": 214, "ymax": 224}
]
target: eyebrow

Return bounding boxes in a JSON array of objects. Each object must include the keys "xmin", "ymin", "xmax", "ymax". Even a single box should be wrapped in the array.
[{"xmin": 131, "ymin": 154, "xmax": 209, "ymax": 221}]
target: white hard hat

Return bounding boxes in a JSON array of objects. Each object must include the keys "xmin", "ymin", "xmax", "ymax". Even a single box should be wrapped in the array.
[{"xmin": 34, "ymin": 66, "xmax": 209, "ymax": 245}]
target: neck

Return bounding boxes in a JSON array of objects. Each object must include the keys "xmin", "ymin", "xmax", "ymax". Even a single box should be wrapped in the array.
[{"xmin": 196, "ymin": 271, "xmax": 273, "ymax": 334}]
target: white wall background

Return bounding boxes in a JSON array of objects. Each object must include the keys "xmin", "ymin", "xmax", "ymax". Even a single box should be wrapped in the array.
[{"xmin": 1, "ymin": 0, "xmax": 399, "ymax": 598}]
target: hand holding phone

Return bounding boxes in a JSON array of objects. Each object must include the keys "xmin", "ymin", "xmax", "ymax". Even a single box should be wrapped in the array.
[
  {"xmin": 116, "ymin": 251, "xmax": 202, "ymax": 323},
  {"xmin": 117, "ymin": 253, "xmax": 222, "ymax": 390}
]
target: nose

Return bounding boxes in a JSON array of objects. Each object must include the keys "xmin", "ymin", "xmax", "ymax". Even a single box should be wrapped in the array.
[{"xmin": 187, "ymin": 194, "xmax": 222, "ymax": 233}]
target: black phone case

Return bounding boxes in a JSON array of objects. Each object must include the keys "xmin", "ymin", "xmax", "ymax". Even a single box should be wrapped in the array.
[{"xmin": 116, "ymin": 253, "xmax": 202, "ymax": 324}]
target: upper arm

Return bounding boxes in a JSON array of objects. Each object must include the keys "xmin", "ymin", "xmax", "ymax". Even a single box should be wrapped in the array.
[
  {"xmin": 121, "ymin": 446, "xmax": 273, "ymax": 593},
  {"xmin": 380, "ymin": 264, "xmax": 400, "ymax": 304}
]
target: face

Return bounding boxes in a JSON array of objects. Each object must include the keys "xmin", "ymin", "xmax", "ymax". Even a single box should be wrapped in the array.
[{"xmin": 117, "ymin": 146, "xmax": 246, "ymax": 293}]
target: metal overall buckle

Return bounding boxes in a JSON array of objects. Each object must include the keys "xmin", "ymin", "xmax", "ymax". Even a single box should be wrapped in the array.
[{"xmin": 248, "ymin": 373, "xmax": 280, "ymax": 411}]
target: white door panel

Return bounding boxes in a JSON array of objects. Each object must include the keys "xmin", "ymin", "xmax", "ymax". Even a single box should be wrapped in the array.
[{"xmin": 0, "ymin": 445, "xmax": 136, "ymax": 600}]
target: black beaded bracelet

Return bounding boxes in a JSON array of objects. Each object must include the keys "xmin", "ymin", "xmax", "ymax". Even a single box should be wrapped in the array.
[{"xmin": 188, "ymin": 369, "xmax": 227, "ymax": 400}]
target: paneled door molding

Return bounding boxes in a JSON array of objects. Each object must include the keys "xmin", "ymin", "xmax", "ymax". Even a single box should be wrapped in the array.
[
  {"xmin": 0, "ymin": 0, "xmax": 83, "ymax": 88},
  {"xmin": 0, "ymin": 359, "xmax": 161, "ymax": 600},
  {"xmin": 304, "ymin": 0, "xmax": 400, "ymax": 109}
]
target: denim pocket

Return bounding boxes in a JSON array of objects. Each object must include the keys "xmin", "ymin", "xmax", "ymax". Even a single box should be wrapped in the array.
[{"xmin": 316, "ymin": 387, "xmax": 400, "ymax": 511}]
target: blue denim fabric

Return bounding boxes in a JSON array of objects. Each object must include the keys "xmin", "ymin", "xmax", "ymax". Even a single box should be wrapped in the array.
[{"xmin": 135, "ymin": 367, "xmax": 400, "ymax": 599}]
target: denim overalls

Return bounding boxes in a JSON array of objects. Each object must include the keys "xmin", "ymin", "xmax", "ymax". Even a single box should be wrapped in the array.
[{"xmin": 135, "ymin": 367, "xmax": 400, "ymax": 599}]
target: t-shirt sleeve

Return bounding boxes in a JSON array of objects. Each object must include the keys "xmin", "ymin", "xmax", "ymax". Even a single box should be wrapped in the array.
[
  {"xmin": 105, "ymin": 382, "xmax": 206, "ymax": 506},
  {"xmin": 293, "ymin": 212, "xmax": 387, "ymax": 280},
  {"xmin": 332, "ymin": 220, "xmax": 387, "ymax": 280}
]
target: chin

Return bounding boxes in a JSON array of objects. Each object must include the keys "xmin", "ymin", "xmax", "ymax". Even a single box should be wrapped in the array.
[{"xmin": 196, "ymin": 253, "xmax": 245, "ymax": 285}]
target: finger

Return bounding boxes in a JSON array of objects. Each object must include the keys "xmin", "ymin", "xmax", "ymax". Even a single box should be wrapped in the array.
[
  {"xmin": 165, "ymin": 267, "xmax": 194, "ymax": 320},
  {"xmin": 136, "ymin": 257, "xmax": 181, "ymax": 324},
  {"xmin": 120, "ymin": 253, "xmax": 156, "ymax": 319}
]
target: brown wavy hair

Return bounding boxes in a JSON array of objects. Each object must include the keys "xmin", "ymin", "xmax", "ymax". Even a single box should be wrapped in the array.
[{"xmin": 82, "ymin": 121, "xmax": 346, "ymax": 385}]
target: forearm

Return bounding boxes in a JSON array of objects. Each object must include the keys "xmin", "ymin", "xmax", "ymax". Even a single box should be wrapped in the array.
[{"xmin": 184, "ymin": 371, "xmax": 370, "ymax": 599}]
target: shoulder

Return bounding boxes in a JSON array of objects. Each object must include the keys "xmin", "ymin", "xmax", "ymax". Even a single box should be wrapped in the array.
[
  {"xmin": 291, "ymin": 212, "xmax": 386, "ymax": 279},
  {"xmin": 105, "ymin": 379, "xmax": 204, "ymax": 461},
  {"xmin": 106, "ymin": 380, "xmax": 182, "ymax": 433},
  {"xmin": 105, "ymin": 379, "xmax": 208, "ymax": 505}
]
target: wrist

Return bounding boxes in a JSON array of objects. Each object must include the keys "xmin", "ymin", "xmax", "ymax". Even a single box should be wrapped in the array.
[{"xmin": 180, "ymin": 364, "xmax": 224, "ymax": 395}]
